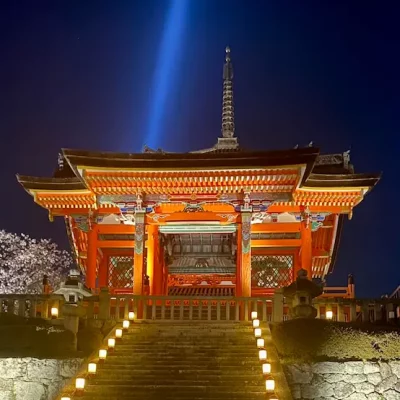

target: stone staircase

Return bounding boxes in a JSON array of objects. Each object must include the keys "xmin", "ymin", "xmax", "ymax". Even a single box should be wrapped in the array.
[{"xmin": 76, "ymin": 321, "xmax": 268, "ymax": 400}]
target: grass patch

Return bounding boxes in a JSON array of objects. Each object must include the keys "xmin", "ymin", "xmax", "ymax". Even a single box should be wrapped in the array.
[{"xmin": 270, "ymin": 319, "xmax": 400, "ymax": 364}]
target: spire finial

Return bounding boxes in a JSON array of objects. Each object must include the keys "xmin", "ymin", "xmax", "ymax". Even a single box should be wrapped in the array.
[
  {"xmin": 225, "ymin": 46, "xmax": 231, "ymax": 61},
  {"xmin": 222, "ymin": 46, "xmax": 234, "ymax": 138}
]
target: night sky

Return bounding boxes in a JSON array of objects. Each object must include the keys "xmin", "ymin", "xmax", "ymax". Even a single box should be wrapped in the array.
[{"xmin": 2, "ymin": 1, "xmax": 399, "ymax": 297}]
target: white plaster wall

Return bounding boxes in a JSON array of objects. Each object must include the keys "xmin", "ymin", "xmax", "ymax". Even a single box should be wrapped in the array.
[
  {"xmin": 0, "ymin": 358, "xmax": 83, "ymax": 400},
  {"xmin": 285, "ymin": 361, "xmax": 400, "ymax": 400}
]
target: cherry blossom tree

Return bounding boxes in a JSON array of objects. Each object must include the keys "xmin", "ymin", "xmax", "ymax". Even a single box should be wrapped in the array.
[{"xmin": 0, "ymin": 230, "xmax": 73, "ymax": 294}]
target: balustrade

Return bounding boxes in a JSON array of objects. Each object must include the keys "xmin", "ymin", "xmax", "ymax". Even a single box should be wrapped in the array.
[
  {"xmin": 0, "ymin": 294, "xmax": 64, "ymax": 319},
  {"xmin": 0, "ymin": 293, "xmax": 398, "ymax": 325}
]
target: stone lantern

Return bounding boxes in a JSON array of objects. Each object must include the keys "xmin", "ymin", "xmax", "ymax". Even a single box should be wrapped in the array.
[
  {"xmin": 53, "ymin": 269, "xmax": 92, "ymax": 303},
  {"xmin": 283, "ymin": 269, "xmax": 323, "ymax": 319},
  {"xmin": 54, "ymin": 270, "xmax": 92, "ymax": 350}
]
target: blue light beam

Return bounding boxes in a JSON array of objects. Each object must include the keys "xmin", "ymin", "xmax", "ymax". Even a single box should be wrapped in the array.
[{"xmin": 145, "ymin": 0, "xmax": 189, "ymax": 149}]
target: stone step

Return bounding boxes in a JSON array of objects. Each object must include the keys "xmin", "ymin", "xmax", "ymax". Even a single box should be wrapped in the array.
[
  {"xmin": 82, "ymin": 384, "xmax": 266, "ymax": 394},
  {"xmin": 60, "ymin": 321, "xmax": 270, "ymax": 400},
  {"xmin": 111, "ymin": 341, "xmax": 257, "ymax": 346},
  {"xmin": 98, "ymin": 365, "xmax": 261, "ymax": 372},
  {"xmin": 106, "ymin": 345, "xmax": 257, "ymax": 352},
  {"xmin": 81, "ymin": 392, "xmax": 267, "ymax": 400},
  {"xmin": 90, "ymin": 377, "xmax": 265, "ymax": 386},
  {"xmin": 91, "ymin": 372, "xmax": 262, "ymax": 380},
  {"xmin": 98, "ymin": 359, "xmax": 261, "ymax": 367},
  {"xmin": 125, "ymin": 322, "xmax": 255, "ymax": 328}
]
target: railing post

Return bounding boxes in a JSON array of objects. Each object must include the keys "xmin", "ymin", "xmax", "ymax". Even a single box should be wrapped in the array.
[
  {"xmin": 62, "ymin": 301, "xmax": 86, "ymax": 351},
  {"xmin": 337, "ymin": 303, "xmax": 345, "ymax": 322},
  {"xmin": 349, "ymin": 301, "xmax": 357, "ymax": 322},
  {"xmin": 10, "ymin": 298, "xmax": 16, "ymax": 314},
  {"xmin": 216, "ymin": 301, "xmax": 221, "ymax": 321},
  {"xmin": 374, "ymin": 302, "xmax": 382, "ymax": 322},
  {"xmin": 98, "ymin": 288, "xmax": 110, "ymax": 320},
  {"xmin": 124, "ymin": 298, "xmax": 129, "ymax": 320},
  {"xmin": 272, "ymin": 289, "xmax": 284, "ymax": 323},
  {"xmin": 361, "ymin": 302, "xmax": 369, "ymax": 323},
  {"xmin": 42, "ymin": 297, "xmax": 49, "ymax": 319},
  {"xmin": 18, "ymin": 299, "xmax": 26, "ymax": 317},
  {"xmin": 262, "ymin": 301, "xmax": 267, "ymax": 322},
  {"xmin": 315, "ymin": 303, "xmax": 321, "ymax": 319},
  {"xmin": 225, "ymin": 301, "xmax": 230, "ymax": 321}
]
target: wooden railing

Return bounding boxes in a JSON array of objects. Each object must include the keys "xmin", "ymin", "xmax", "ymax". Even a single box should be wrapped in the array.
[
  {"xmin": 0, "ymin": 293, "xmax": 398, "ymax": 325},
  {"xmin": 0, "ymin": 294, "xmax": 65, "ymax": 319},
  {"xmin": 313, "ymin": 297, "xmax": 400, "ymax": 323},
  {"xmin": 83, "ymin": 294, "xmax": 282, "ymax": 322}
]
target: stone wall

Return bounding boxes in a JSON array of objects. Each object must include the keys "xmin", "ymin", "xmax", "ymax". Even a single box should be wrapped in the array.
[
  {"xmin": 285, "ymin": 361, "xmax": 400, "ymax": 400},
  {"xmin": 0, "ymin": 358, "xmax": 83, "ymax": 400}
]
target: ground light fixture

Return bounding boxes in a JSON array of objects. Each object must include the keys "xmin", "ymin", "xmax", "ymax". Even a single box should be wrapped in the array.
[
  {"xmin": 252, "ymin": 319, "xmax": 260, "ymax": 328},
  {"xmin": 251, "ymin": 311, "xmax": 258, "ymax": 320},
  {"xmin": 257, "ymin": 338, "xmax": 265, "ymax": 348},
  {"xmin": 128, "ymin": 311, "xmax": 135, "ymax": 320},
  {"xmin": 75, "ymin": 377, "xmax": 85, "ymax": 391},
  {"xmin": 122, "ymin": 320, "xmax": 130, "ymax": 330},
  {"xmin": 108, "ymin": 338, "xmax": 116, "ymax": 350},
  {"xmin": 99, "ymin": 349, "xmax": 107, "ymax": 362},
  {"xmin": 61, "ymin": 397, "xmax": 71, "ymax": 400},
  {"xmin": 88, "ymin": 363, "xmax": 97, "ymax": 375},
  {"xmin": 51, "ymin": 307, "xmax": 59, "ymax": 318},
  {"xmin": 254, "ymin": 328, "xmax": 262, "ymax": 338},
  {"xmin": 265, "ymin": 377, "xmax": 275, "ymax": 392},
  {"xmin": 259, "ymin": 349, "xmax": 267, "ymax": 361},
  {"xmin": 115, "ymin": 328, "xmax": 123, "ymax": 339},
  {"xmin": 262, "ymin": 362, "xmax": 272, "ymax": 374},
  {"xmin": 326, "ymin": 310, "xmax": 333, "ymax": 320}
]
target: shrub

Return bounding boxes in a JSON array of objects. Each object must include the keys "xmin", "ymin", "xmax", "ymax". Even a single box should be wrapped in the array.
[
  {"xmin": 77, "ymin": 327, "xmax": 103, "ymax": 355},
  {"xmin": 270, "ymin": 319, "xmax": 400, "ymax": 363}
]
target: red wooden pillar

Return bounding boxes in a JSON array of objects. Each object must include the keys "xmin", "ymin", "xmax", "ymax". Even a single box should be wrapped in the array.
[
  {"xmin": 240, "ymin": 212, "xmax": 252, "ymax": 298},
  {"xmin": 301, "ymin": 220, "xmax": 313, "ymax": 279},
  {"xmin": 98, "ymin": 254, "xmax": 108, "ymax": 289},
  {"xmin": 236, "ymin": 226, "xmax": 242, "ymax": 297},
  {"xmin": 86, "ymin": 224, "xmax": 98, "ymax": 289},
  {"xmin": 146, "ymin": 225, "xmax": 157, "ymax": 295},
  {"xmin": 133, "ymin": 211, "xmax": 145, "ymax": 296},
  {"xmin": 153, "ymin": 228, "xmax": 163, "ymax": 295}
]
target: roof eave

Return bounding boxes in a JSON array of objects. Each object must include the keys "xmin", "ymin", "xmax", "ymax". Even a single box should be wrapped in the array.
[{"xmin": 61, "ymin": 147, "xmax": 320, "ymax": 172}]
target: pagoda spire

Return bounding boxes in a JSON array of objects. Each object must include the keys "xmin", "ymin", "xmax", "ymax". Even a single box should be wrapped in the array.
[
  {"xmin": 209, "ymin": 46, "xmax": 239, "ymax": 151},
  {"xmin": 222, "ymin": 46, "xmax": 235, "ymax": 138}
]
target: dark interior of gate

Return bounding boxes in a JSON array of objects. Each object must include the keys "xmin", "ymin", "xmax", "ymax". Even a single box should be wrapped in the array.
[
  {"xmin": 104, "ymin": 226, "xmax": 295, "ymax": 297},
  {"xmin": 165, "ymin": 232, "xmax": 237, "ymax": 296}
]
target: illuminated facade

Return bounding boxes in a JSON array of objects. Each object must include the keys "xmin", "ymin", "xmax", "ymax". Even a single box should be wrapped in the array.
[{"xmin": 17, "ymin": 48, "xmax": 380, "ymax": 297}]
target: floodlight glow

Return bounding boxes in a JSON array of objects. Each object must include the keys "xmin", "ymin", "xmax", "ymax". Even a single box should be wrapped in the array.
[{"xmin": 145, "ymin": 0, "xmax": 189, "ymax": 148}]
